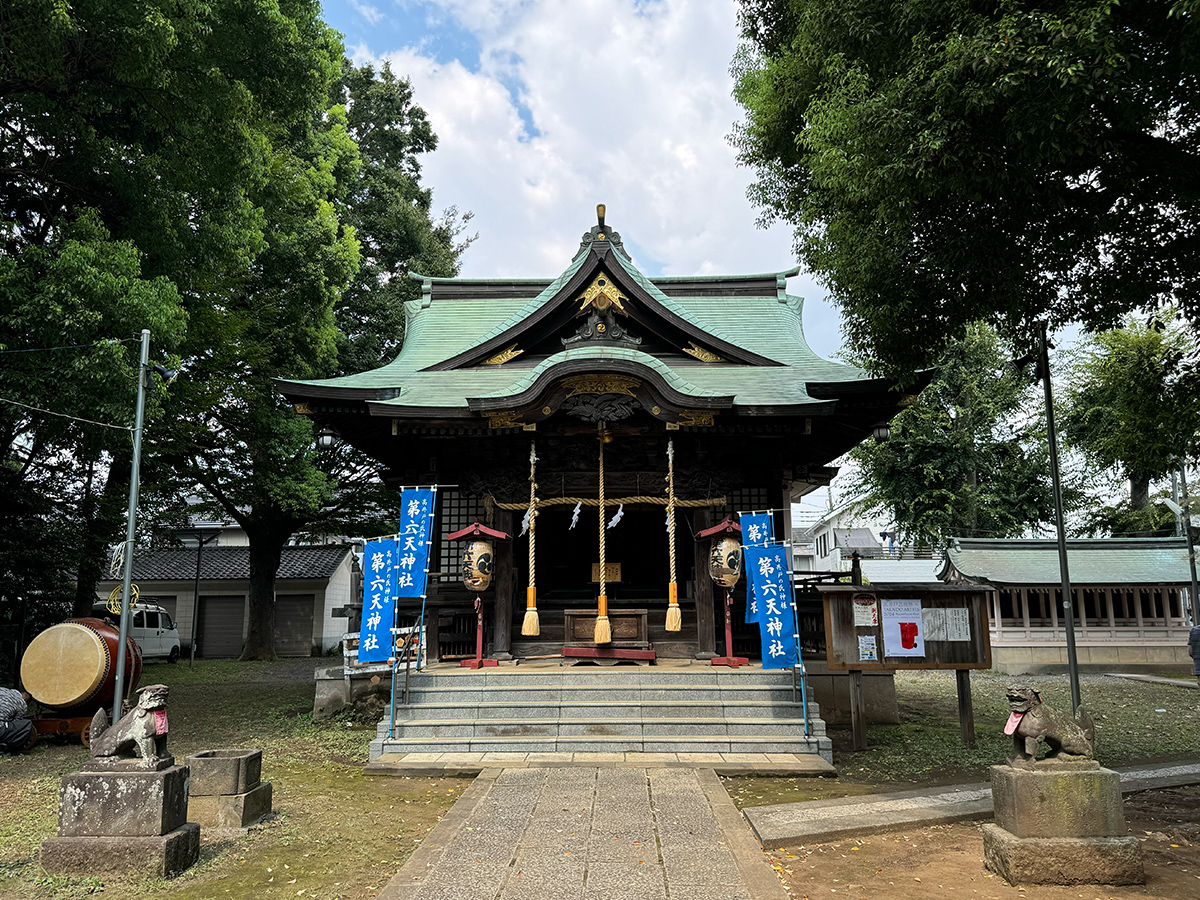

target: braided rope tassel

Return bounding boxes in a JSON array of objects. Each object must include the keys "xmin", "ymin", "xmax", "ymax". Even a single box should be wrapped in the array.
[
  {"xmin": 521, "ymin": 440, "xmax": 540, "ymax": 636},
  {"xmin": 594, "ymin": 422, "xmax": 612, "ymax": 644},
  {"xmin": 665, "ymin": 438, "xmax": 682, "ymax": 631}
]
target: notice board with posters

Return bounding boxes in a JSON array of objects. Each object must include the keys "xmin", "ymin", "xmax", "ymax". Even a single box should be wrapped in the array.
[{"xmin": 819, "ymin": 584, "xmax": 993, "ymax": 671}]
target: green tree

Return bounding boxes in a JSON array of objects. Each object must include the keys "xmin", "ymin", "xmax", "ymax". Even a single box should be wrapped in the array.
[
  {"xmin": 150, "ymin": 62, "xmax": 470, "ymax": 660},
  {"xmin": 332, "ymin": 60, "xmax": 474, "ymax": 375},
  {"xmin": 1060, "ymin": 311, "xmax": 1200, "ymax": 533},
  {"xmin": 2, "ymin": 0, "xmax": 345, "ymax": 614},
  {"xmin": 847, "ymin": 325, "xmax": 1057, "ymax": 546},
  {"xmin": 733, "ymin": 1, "xmax": 1200, "ymax": 376}
]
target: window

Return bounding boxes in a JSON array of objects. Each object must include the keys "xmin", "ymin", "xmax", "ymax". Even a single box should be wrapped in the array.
[
  {"xmin": 133, "ymin": 611, "xmax": 145, "ymax": 628},
  {"xmin": 144, "ymin": 612, "xmax": 159, "ymax": 629},
  {"xmin": 437, "ymin": 490, "xmax": 485, "ymax": 582},
  {"xmin": 162, "ymin": 612, "xmax": 175, "ymax": 630}
]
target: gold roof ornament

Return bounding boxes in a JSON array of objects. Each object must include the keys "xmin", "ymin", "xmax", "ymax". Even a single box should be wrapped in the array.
[
  {"xmin": 482, "ymin": 343, "xmax": 524, "ymax": 365},
  {"xmin": 560, "ymin": 374, "xmax": 641, "ymax": 398},
  {"xmin": 683, "ymin": 342, "xmax": 723, "ymax": 363},
  {"xmin": 577, "ymin": 274, "xmax": 629, "ymax": 314}
]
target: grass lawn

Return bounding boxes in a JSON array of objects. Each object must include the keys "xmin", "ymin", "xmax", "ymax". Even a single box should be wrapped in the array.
[
  {"xmin": 0, "ymin": 658, "xmax": 459, "ymax": 900},
  {"xmin": 724, "ymin": 669, "xmax": 1200, "ymax": 808}
]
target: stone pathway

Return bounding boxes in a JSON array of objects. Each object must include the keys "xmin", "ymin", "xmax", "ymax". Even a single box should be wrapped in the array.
[
  {"xmin": 377, "ymin": 767, "xmax": 787, "ymax": 900},
  {"xmin": 743, "ymin": 759, "xmax": 1200, "ymax": 849}
]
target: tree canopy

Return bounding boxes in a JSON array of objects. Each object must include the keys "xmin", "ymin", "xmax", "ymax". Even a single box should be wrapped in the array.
[
  {"xmin": 1060, "ymin": 310, "xmax": 1200, "ymax": 532},
  {"xmin": 847, "ymin": 324, "xmax": 1058, "ymax": 546},
  {"xmin": 733, "ymin": 1, "xmax": 1200, "ymax": 376}
]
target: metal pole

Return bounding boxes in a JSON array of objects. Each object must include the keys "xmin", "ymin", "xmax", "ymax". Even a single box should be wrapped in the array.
[
  {"xmin": 1040, "ymin": 321, "xmax": 1082, "ymax": 712},
  {"xmin": 112, "ymin": 329, "xmax": 150, "ymax": 721},
  {"xmin": 1177, "ymin": 464, "xmax": 1200, "ymax": 624},
  {"xmin": 187, "ymin": 533, "xmax": 218, "ymax": 668}
]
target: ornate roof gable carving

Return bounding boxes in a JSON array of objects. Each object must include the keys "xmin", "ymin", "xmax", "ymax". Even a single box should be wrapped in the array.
[{"xmin": 428, "ymin": 208, "xmax": 781, "ymax": 371}]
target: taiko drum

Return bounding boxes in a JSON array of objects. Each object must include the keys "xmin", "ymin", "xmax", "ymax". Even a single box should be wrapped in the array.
[{"xmin": 20, "ymin": 618, "xmax": 142, "ymax": 716}]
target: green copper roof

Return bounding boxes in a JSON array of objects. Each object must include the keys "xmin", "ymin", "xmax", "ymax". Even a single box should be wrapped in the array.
[
  {"xmin": 942, "ymin": 538, "xmax": 1193, "ymax": 586},
  {"xmin": 280, "ymin": 226, "xmax": 879, "ymax": 411}
]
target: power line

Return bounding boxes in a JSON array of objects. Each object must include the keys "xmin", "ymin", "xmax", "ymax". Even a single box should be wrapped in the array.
[
  {"xmin": 0, "ymin": 338, "xmax": 136, "ymax": 354},
  {"xmin": 0, "ymin": 395, "xmax": 133, "ymax": 431}
]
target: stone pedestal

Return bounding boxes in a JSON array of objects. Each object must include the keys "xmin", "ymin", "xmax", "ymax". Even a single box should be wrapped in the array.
[
  {"xmin": 41, "ymin": 759, "xmax": 199, "ymax": 876},
  {"xmin": 186, "ymin": 748, "xmax": 272, "ymax": 829},
  {"xmin": 983, "ymin": 760, "xmax": 1143, "ymax": 885}
]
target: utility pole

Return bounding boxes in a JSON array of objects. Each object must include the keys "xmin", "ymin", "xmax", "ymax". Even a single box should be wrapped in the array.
[
  {"xmin": 112, "ymin": 330, "xmax": 150, "ymax": 721},
  {"xmin": 1039, "ymin": 322, "xmax": 1083, "ymax": 712},
  {"xmin": 1178, "ymin": 464, "xmax": 1200, "ymax": 625}
]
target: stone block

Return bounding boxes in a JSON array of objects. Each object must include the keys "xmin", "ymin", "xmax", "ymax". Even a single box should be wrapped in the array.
[
  {"xmin": 188, "ymin": 780, "xmax": 273, "ymax": 829},
  {"xmin": 186, "ymin": 748, "xmax": 262, "ymax": 796},
  {"xmin": 990, "ymin": 762, "xmax": 1125, "ymax": 839},
  {"xmin": 57, "ymin": 765, "xmax": 189, "ymax": 838},
  {"xmin": 41, "ymin": 823, "xmax": 200, "ymax": 877},
  {"xmin": 982, "ymin": 823, "xmax": 1144, "ymax": 885}
]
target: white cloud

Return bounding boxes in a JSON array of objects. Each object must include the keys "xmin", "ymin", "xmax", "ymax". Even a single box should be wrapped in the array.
[
  {"xmin": 355, "ymin": 0, "xmax": 846, "ymax": 357},
  {"xmin": 348, "ymin": 0, "xmax": 385, "ymax": 25}
]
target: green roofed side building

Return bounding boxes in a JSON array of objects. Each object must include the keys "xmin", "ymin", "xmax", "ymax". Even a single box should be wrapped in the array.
[
  {"xmin": 277, "ymin": 208, "xmax": 919, "ymax": 664},
  {"xmin": 940, "ymin": 537, "xmax": 1195, "ymax": 674}
]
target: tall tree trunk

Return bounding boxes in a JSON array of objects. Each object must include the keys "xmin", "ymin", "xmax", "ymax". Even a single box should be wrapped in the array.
[
  {"xmin": 240, "ymin": 524, "xmax": 290, "ymax": 660},
  {"xmin": 73, "ymin": 450, "xmax": 132, "ymax": 616},
  {"xmin": 1130, "ymin": 472, "xmax": 1151, "ymax": 510}
]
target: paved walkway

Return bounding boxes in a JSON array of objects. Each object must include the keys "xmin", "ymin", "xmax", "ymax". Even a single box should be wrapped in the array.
[
  {"xmin": 743, "ymin": 759, "xmax": 1200, "ymax": 848},
  {"xmin": 377, "ymin": 767, "xmax": 788, "ymax": 900}
]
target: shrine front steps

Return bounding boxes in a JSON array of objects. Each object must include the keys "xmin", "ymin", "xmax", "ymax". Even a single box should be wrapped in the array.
[{"xmin": 372, "ymin": 668, "xmax": 832, "ymax": 762}]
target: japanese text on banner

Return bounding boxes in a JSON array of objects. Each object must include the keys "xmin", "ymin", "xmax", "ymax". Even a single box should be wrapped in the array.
[
  {"xmin": 358, "ymin": 539, "xmax": 397, "ymax": 663},
  {"xmin": 739, "ymin": 512, "xmax": 773, "ymax": 624},
  {"xmin": 396, "ymin": 489, "xmax": 436, "ymax": 598},
  {"xmin": 744, "ymin": 544, "xmax": 799, "ymax": 669}
]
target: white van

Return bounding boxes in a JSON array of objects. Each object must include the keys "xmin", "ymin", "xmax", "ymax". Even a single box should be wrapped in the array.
[{"xmin": 92, "ymin": 602, "xmax": 182, "ymax": 663}]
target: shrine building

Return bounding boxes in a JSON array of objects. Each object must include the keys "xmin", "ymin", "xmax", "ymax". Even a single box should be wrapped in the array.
[{"xmin": 278, "ymin": 208, "xmax": 914, "ymax": 665}]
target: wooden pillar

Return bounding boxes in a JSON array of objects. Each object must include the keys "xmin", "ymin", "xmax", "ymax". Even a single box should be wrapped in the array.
[
  {"xmin": 956, "ymin": 669, "xmax": 976, "ymax": 748},
  {"xmin": 492, "ymin": 510, "xmax": 514, "ymax": 660},
  {"xmin": 849, "ymin": 669, "xmax": 868, "ymax": 750},
  {"xmin": 693, "ymin": 508, "xmax": 717, "ymax": 659}
]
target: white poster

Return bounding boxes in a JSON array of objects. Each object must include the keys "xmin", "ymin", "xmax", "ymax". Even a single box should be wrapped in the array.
[
  {"xmin": 944, "ymin": 607, "xmax": 971, "ymax": 641},
  {"xmin": 922, "ymin": 608, "xmax": 947, "ymax": 641},
  {"xmin": 858, "ymin": 635, "xmax": 878, "ymax": 662},
  {"xmin": 881, "ymin": 598, "xmax": 925, "ymax": 657},
  {"xmin": 853, "ymin": 596, "xmax": 879, "ymax": 627}
]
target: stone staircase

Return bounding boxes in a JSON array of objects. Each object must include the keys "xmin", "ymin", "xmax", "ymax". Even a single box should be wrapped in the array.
[{"xmin": 370, "ymin": 667, "xmax": 832, "ymax": 762}]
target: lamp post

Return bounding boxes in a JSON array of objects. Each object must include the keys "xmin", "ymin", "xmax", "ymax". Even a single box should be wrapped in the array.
[
  {"xmin": 111, "ymin": 330, "xmax": 150, "ymax": 722},
  {"xmin": 1036, "ymin": 322, "xmax": 1083, "ymax": 712},
  {"xmin": 174, "ymin": 525, "xmax": 223, "ymax": 668}
]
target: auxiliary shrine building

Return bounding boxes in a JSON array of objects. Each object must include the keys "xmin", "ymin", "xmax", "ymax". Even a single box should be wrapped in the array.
[{"xmin": 279, "ymin": 210, "xmax": 911, "ymax": 663}]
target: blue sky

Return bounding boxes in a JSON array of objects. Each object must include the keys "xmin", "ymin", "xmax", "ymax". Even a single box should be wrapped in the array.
[{"xmin": 318, "ymin": 0, "xmax": 847, "ymax": 358}]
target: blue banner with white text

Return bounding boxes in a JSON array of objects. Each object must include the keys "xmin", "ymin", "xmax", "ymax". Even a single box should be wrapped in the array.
[
  {"xmin": 396, "ymin": 489, "xmax": 436, "ymax": 598},
  {"xmin": 359, "ymin": 539, "xmax": 398, "ymax": 663},
  {"xmin": 744, "ymin": 544, "xmax": 799, "ymax": 669},
  {"xmin": 740, "ymin": 512, "xmax": 774, "ymax": 623}
]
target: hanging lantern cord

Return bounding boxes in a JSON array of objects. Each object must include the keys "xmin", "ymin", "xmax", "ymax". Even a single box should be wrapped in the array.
[
  {"xmin": 665, "ymin": 438, "xmax": 681, "ymax": 631},
  {"xmin": 522, "ymin": 440, "xmax": 540, "ymax": 636},
  {"xmin": 594, "ymin": 421, "xmax": 612, "ymax": 644}
]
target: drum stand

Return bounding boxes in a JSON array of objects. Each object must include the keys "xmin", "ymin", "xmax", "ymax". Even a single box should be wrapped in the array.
[
  {"xmin": 710, "ymin": 588, "xmax": 748, "ymax": 668},
  {"xmin": 460, "ymin": 595, "xmax": 498, "ymax": 668}
]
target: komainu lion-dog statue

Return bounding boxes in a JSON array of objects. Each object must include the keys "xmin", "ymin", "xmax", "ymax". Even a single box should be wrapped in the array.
[
  {"xmin": 88, "ymin": 683, "xmax": 171, "ymax": 763},
  {"xmin": 1004, "ymin": 685, "xmax": 1095, "ymax": 764}
]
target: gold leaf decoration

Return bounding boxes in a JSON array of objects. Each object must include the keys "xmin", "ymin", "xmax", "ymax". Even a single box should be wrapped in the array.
[
  {"xmin": 292, "ymin": 402, "xmax": 313, "ymax": 415},
  {"xmin": 486, "ymin": 410, "xmax": 523, "ymax": 429},
  {"xmin": 576, "ymin": 274, "xmax": 629, "ymax": 314},
  {"xmin": 482, "ymin": 343, "xmax": 524, "ymax": 365},
  {"xmin": 677, "ymin": 410, "xmax": 715, "ymax": 427},
  {"xmin": 683, "ymin": 342, "xmax": 723, "ymax": 363},
  {"xmin": 560, "ymin": 375, "xmax": 641, "ymax": 398}
]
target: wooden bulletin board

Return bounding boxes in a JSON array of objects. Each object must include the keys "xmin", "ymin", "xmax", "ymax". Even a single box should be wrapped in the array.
[{"xmin": 819, "ymin": 584, "xmax": 993, "ymax": 671}]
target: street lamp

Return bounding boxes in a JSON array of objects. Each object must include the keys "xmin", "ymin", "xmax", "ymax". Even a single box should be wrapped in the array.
[
  {"xmin": 174, "ymin": 525, "xmax": 223, "ymax": 668},
  {"xmin": 316, "ymin": 425, "xmax": 339, "ymax": 450}
]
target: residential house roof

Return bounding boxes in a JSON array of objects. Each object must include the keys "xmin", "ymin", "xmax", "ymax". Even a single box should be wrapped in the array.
[
  {"xmin": 940, "ymin": 537, "xmax": 1192, "ymax": 587},
  {"xmin": 101, "ymin": 545, "xmax": 353, "ymax": 583}
]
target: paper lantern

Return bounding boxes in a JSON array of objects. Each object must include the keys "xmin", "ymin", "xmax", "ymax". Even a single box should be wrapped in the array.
[
  {"xmin": 708, "ymin": 535, "xmax": 742, "ymax": 588},
  {"xmin": 461, "ymin": 539, "xmax": 494, "ymax": 591}
]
